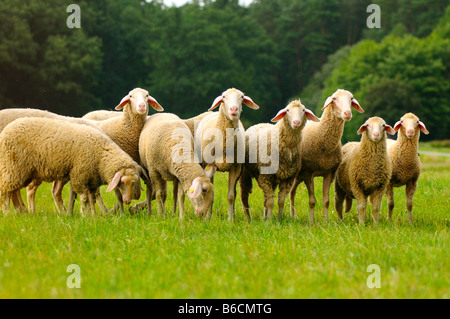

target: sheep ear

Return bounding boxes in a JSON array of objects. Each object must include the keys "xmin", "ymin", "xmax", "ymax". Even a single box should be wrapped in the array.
[
  {"xmin": 393, "ymin": 120, "xmax": 402, "ymax": 132},
  {"xmin": 115, "ymin": 95, "xmax": 130, "ymax": 110},
  {"xmin": 204, "ymin": 164, "xmax": 216, "ymax": 179},
  {"xmin": 107, "ymin": 171, "xmax": 122, "ymax": 192},
  {"xmin": 271, "ymin": 108, "xmax": 287, "ymax": 122},
  {"xmin": 305, "ymin": 108, "xmax": 320, "ymax": 122},
  {"xmin": 357, "ymin": 124, "xmax": 368, "ymax": 135},
  {"xmin": 188, "ymin": 178, "xmax": 202, "ymax": 199},
  {"xmin": 148, "ymin": 96, "xmax": 164, "ymax": 112},
  {"xmin": 418, "ymin": 121, "xmax": 429, "ymax": 134},
  {"xmin": 321, "ymin": 96, "xmax": 333, "ymax": 111},
  {"xmin": 243, "ymin": 96, "xmax": 260, "ymax": 110},
  {"xmin": 351, "ymin": 98, "xmax": 364, "ymax": 113},
  {"xmin": 209, "ymin": 96, "xmax": 223, "ymax": 111},
  {"xmin": 384, "ymin": 124, "xmax": 396, "ymax": 135}
]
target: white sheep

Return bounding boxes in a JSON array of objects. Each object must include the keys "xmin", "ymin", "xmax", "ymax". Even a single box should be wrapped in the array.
[
  {"xmin": 334, "ymin": 117, "xmax": 396, "ymax": 224},
  {"xmin": 133, "ymin": 113, "xmax": 214, "ymax": 218},
  {"xmin": 82, "ymin": 110, "xmax": 121, "ymax": 121},
  {"xmin": 0, "ymin": 88, "xmax": 163, "ymax": 214},
  {"xmin": 0, "ymin": 118, "xmax": 143, "ymax": 215},
  {"xmin": 194, "ymin": 88, "xmax": 260, "ymax": 221},
  {"xmin": 386, "ymin": 113, "xmax": 429, "ymax": 223},
  {"xmin": 240, "ymin": 99, "xmax": 320, "ymax": 220},
  {"xmin": 289, "ymin": 89, "xmax": 364, "ymax": 223}
]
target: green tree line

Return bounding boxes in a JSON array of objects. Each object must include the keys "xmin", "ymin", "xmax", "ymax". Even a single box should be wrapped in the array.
[{"xmin": 0, "ymin": 0, "xmax": 448, "ymax": 139}]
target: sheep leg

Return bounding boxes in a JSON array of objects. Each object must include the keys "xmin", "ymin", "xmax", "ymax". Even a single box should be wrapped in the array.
[
  {"xmin": 11, "ymin": 191, "xmax": 24, "ymax": 213},
  {"xmin": 386, "ymin": 183, "xmax": 394, "ymax": 220},
  {"xmin": 0, "ymin": 193, "xmax": 10, "ymax": 213},
  {"xmin": 52, "ymin": 179, "xmax": 68, "ymax": 213},
  {"xmin": 277, "ymin": 180, "xmax": 292, "ymax": 221},
  {"xmin": 370, "ymin": 190, "xmax": 384, "ymax": 225},
  {"xmin": 305, "ymin": 176, "xmax": 316, "ymax": 224},
  {"xmin": 405, "ymin": 179, "xmax": 417, "ymax": 224},
  {"xmin": 239, "ymin": 168, "xmax": 252, "ymax": 221},
  {"xmin": 26, "ymin": 179, "xmax": 42, "ymax": 214},
  {"xmin": 289, "ymin": 175, "xmax": 301, "ymax": 218},
  {"xmin": 355, "ymin": 194, "xmax": 367, "ymax": 225},
  {"xmin": 16, "ymin": 189, "xmax": 27, "ymax": 212},
  {"xmin": 227, "ymin": 165, "xmax": 242, "ymax": 222},
  {"xmin": 79, "ymin": 192, "xmax": 89, "ymax": 216},
  {"xmin": 334, "ymin": 183, "xmax": 345, "ymax": 220},
  {"xmin": 257, "ymin": 176, "xmax": 275, "ymax": 220},
  {"xmin": 95, "ymin": 188, "xmax": 109, "ymax": 215},
  {"xmin": 112, "ymin": 188, "xmax": 125, "ymax": 214},
  {"xmin": 88, "ymin": 191, "xmax": 97, "ymax": 215},
  {"xmin": 145, "ymin": 181, "xmax": 153, "ymax": 216},
  {"xmin": 177, "ymin": 183, "xmax": 185, "ymax": 220},
  {"xmin": 206, "ymin": 175, "xmax": 214, "ymax": 219},
  {"xmin": 172, "ymin": 180, "xmax": 179, "ymax": 216},
  {"xmin": 68, "ymin": 182, "xmax": 77, "ymax": 215},
  {"xmin": 322, "ymin": 173, "xmax": 333, "ymax": 222},
  {"xmin": 344, "ymin": 196, "xmax": 353, "ymax": 213}
]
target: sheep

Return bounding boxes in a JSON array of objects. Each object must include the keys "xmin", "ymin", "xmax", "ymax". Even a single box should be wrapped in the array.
[
  {"xmin": 194, "ymin": 88, "xmax": 260, "ymax": 221},
  {"xmin": 386, "ymin": 113, "xmax": 429, "ymax": 223},
  {"xmin": 289, "ymin": 89, "xmax": 365, "ymax": 223},
  {"xmin": 0, "ymin": 117, "xmax": 144, "ymax": 215},
  {"xmin": 240, "ymin": 99, "xmax": 320, "ymax": 221},
  {"xmin": 334, "ymin": 117, "xmax": 396, "ymax": 224},
  {"xmin": 0, "ymin": 88, "xmax": 163, "ymax": 214},
  {"xmin": 82, "ymin": 110, "xmax": 121, "ymax": 121},
  {"xmin": 132, "ymin": 113, "xmax": 214, "ymax": 218}
]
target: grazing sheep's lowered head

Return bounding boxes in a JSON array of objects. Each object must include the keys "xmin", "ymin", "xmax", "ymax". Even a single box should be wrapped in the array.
[
  {"xmin": 187, "ymin": 176, "xmax": 214, "ymax": 217},
  {"xmin": 115, "ymin": 88, "xmax": 164, "ymax": 115},
  {"xmin": 393, "ymin": 113, "xmax": 429, "ymax": 139},
  {"xmin": 357, "ymin": 116, "xmax": 396, "ymax": 142},
  {"xmin": 106, "ymin": 166, "xmax": 145, "ymax": 205},
  {"xmin": 271, "ymin": 99, "xmax": 320, "ymax": 129},
  {"xmin": 322, "ymin": 89, "xmax": 364, "ymax": 121},
  {"xmin": 208, "ymin": 88, "xmax": 260, "ymax": 121}
]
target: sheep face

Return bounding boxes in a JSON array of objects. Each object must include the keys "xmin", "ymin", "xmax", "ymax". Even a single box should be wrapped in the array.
[
  {"xmin": 271, "ymin": 100, "xmax": 320, "ymax": 128},
  {"xmin": 358, "ymin": 117, "xmax": 395, "ymax": 142},
  {"xmin": 393, "ymin": 113, "xmax": 429, "ymax": 139},
  {"xmin": 209, "ymin": 88, "xmax": 260, "ymax": 121},
  {"xmin": 187, "ymin": 177, "xmax": 213, "ymax": 217},
  {"xmin": 323, "ymin": 89, "xmax": 364, "ymax": 121},
  {"xmin": 115, "ymin": 88, "xmax": 164, "ymax": 114},
  {"xmin": 106, "ymin": 169, "xmax": 141, "ymax": 204}
]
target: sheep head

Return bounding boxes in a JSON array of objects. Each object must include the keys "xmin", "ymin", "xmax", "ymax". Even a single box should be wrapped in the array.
[
  {"xmin": 106, "ymin": 168, "xmax": 142, "ymax": 205},
  {"xmin": 115, "ymin": 88, "xmax": 164, "ymax": 114},
  {"xmin": 209, "ymin": 88, "xmax": 260, "ymax": 121},
  {"xmin": 322, "ymin": 89, "xmax": 364, "ymax": 121},
  {"xmin": 393, "ymin": 113, "xmax": 429, "ymax": 139},
  {"xmin": 187, "ymin": 177, "xmax": 214, "ymax": 217},
  {"xmin": 271, "ymin": 99, "xmax": 320, "ymax": 129},
  {"xmin": 357, "ymin": 117, "xmax": 395, "ymax": 142}
]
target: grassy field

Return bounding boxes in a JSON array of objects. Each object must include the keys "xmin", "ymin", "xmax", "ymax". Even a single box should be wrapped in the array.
[{"xmin": 0, "ymin": 150, "xmax": 448, "ymax": 299}]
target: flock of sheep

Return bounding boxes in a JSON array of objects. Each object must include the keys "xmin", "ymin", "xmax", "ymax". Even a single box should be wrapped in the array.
[{"xmin": 0, "ymin": 87, "xmax": 428, "ymax": 224}]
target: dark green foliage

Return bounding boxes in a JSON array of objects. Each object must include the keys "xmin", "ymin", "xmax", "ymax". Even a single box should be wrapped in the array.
[{"xmin": 0, "ymin": 0, "xmax": 448, "ymax": 134}]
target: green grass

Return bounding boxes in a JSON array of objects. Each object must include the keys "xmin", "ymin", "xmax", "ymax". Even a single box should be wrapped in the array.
[{"xmin": 0, "ymin": 152, "xmax": 448, "ymax": 299}]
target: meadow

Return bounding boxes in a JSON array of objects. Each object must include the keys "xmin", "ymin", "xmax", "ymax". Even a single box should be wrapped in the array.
[{"xmin": 0, "ymin": 150, "xmax": 448, "ymax": 299}]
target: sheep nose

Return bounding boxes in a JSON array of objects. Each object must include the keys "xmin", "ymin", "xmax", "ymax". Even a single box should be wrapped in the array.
[
  {"xmin": 343, "ymin": 111, "xmax": 351, "ymax": 119},
  {"xmin": 230, "ymin": 106, "xmax": 238, "ymax": 113},
  {"xmin": 407, "ymin": 129, "xmax": 414, "ymax": 136},
  {"xmin": 292, "ymin": 120, "xmax": 300, "ymax": 126},
  {"xmin": 373, "ymin": 132, "xmax": 380, "ymax": 139},
  {"xmin": 138, "ymin": 102, "xmax": 145, "ymax": 109}
]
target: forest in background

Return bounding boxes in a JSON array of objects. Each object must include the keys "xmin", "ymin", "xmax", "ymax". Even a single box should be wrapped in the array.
[{"xmin": 0, "ymin": 0, "xmax": 448, "ymax": 140}]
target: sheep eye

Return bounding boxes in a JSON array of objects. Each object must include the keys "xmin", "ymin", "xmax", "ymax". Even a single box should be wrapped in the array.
[
  {"xmin": 202, "ymin": 188, "xmax": 207, "ymax": 193},
  {"xmin": 383, "ymin": 124, "xmax": 386, "ymax": 127}
]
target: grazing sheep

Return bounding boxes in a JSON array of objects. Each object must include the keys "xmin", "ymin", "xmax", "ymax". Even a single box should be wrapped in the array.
[
  {"xmin": 240, "ymin": 99, "xmax": 320, "ymax": 221},
  {"xmin": 82, "ymin": 110, "xmax": 121, "ymax": 121},
  {"xmin": 289, "ymin": 89, "xmax": 364, "ymax": 223},
  {"xmin": 134, "ymin": 113, "xmax": 214, "ymax": 218},
  {"xmin": 386, "ymin": 113, "xmax": 429, "ymax": 223},
  {"xmin": 334, "ymin": 117, "xmax": 395, "ymax": 224},
  {"xmin": 0, "ymin": 88, "xmax": 163, "ymax": 214},
  {"xmin": 0, "ymin": 118, "xmax": 143, "ymax": 215},
  {"xmin": 194, "ymin": 88, "xmax": 260, "ymax": 221}
]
